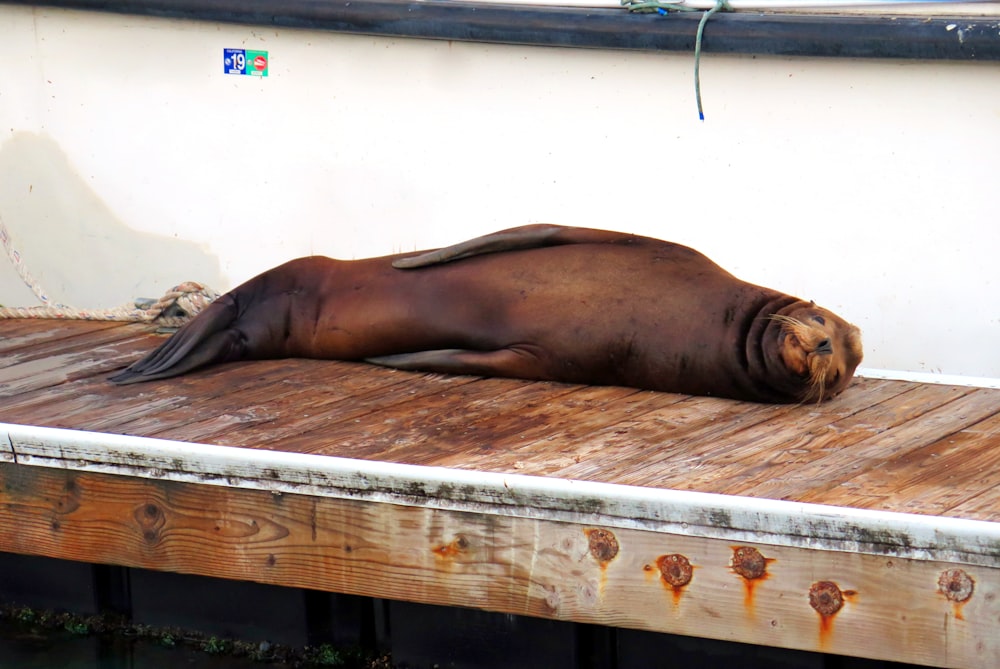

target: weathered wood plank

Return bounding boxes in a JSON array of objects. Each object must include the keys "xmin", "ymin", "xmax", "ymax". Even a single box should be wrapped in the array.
[
  {"xmin": 797, "ymin": 411, "xmax": 1000, "ymax": 515},
  {"xmin": 0, "ymin": 319, "xmax": 131, "ymax": 356},
  {"xmin": 431, "ymin": 387, "xmax": 688, "ymax": 475},
  {"xmin": 688, "ymin": 383, "xmax": 981, "ymax": 500},
  {"xmin": 119, "ymin": 361, "xmax": 410, "ymax": 443},
  {"xmin": 316, "ymin": 382, "xmax": 649, "ymax": 468},
  {"xmin": 270, "ymin": 375, "xmax": 586, "ymax": 459},
  {"xmin": 948, "ymin": 486, "xmax": 1000, "ymax": 521},
  {"xmin": 0, "ymin": 463, "xmax": 996, "ymax": 669},
  {"xmin": 763, "ymin": 388, "xmax": 1000, "ymax": 504},
  {"xmin": 0, "ymin": 321, "xmax": 150, "ymax": 367},
  {"xmin": 551, "ymin": 394, "xmax": 796, "ymax": 485},
  {"xmin": 1, "ymin": 357, "xmax": 291, "ymax": 434},
  {"xmin": 627, "ymin": 379, "xmax": 914, "ymax": 494},
  {"xmin": 226, "ymin": 367, "xmax": 494, "ymax": 455},
  {"xmin": 0, "ymin": 323, "xmax": 156, "ymax": 396},
  {"xmin": 617, "ymin": 377, "xmax": 915, "ymax": 491}
]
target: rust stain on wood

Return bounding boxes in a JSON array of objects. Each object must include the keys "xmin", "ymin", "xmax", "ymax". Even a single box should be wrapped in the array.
[
  {"xmin": 809, "ymin": 580, "xmax": 858, "ymax": 648},
  {"xmin": 938, "ymin": 568, "xmax": 975, "ymax": 620},
  {"xmin": 585, "ymin": 527, "xmax": 619, "ymax": 597},
  {"xmin": 432, "ymin": 534, "xmax": 471, "ymax": 561},
  {"xmin": 585, "ymin": 528, "xmax": 619, "ymax": 566},
  {"xmin": 730, "ymin": 546, "xmax": 773, "ymax": 613},
  {"xmin": 650, "ymin": 553, "xmax": 694, "ymax": 606}
]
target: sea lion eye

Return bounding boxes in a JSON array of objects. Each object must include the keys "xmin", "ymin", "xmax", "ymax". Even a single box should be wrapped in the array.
[{"xmin": 811, "ymin": 315, "xmax": 826, "ymax": 326}]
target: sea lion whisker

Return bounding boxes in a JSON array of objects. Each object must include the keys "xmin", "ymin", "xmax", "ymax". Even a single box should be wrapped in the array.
[
  {"xmin": 768, "ymin": 313, "xmax": 807, "ymax": 332},
  {"xmin": 811, "ymin": 369, "xmax": 827, "ymax": 404}
]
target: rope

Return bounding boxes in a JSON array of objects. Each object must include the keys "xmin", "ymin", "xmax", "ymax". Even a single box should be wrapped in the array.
[
  {"xmin": 694, "ymin": 0, "xmax": 731, "ymax": 121},
  {"xmin": 620, "ymin": 1, "xmax": 696, "ymax": 11},
  {"xmin": 622, "ymin": 0, "xmax": 733, "ymax": 120},
  {"xmin": 0, "ymin": 217, "xmax": 218, "ymax": 326}
]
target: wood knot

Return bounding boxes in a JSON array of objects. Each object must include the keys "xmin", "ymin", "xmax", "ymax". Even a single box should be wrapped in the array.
[
  {"xmin": 656, "ymin": 554, "xmax": 693, "ymax": 588},
  {"xmin": 731, "ymin": 546, "xmax": 768, "ymax": 580},
  {"xmin": 938, "ymin": 568, "xmax": 974, "ymax": 603},
  {"xmin": 585, "ymin": 528, "xmax": 619, "ymax": 564},
  {"xmin": 54, "ymin": 477, "xmax": 82, "ymax": 514},
  {"xmin": 133, "ymin": 501, "xmax": 166, "ymax": 542}
]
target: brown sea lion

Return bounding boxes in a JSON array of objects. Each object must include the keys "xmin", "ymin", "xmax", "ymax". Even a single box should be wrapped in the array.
[{"xmin": 110, "ymin": 225, "xmax": 863, "ymax": 403}]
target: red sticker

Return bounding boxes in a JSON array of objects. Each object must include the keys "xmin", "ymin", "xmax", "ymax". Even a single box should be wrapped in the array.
[{"xmin": 253, "ymin": 55, "xmax": 267, "ymax": 71}]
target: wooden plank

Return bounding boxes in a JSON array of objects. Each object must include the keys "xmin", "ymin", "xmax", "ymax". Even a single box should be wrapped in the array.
[
  {"xmin": 690, "ymin": 384, "xmax": 982, "ymax": 500},
  {"xmin": 208, "ymin": 365, "xmax": 491, "ymax": 453},
  {"xmin": 550, "ymin": 394, "xmax": 795, "ymax": 485},
  {"xmin": 616, "ymin": 378, "xmax": 916, "ymax": 490},
  {"xmin": 429, "ymin": 386, "xmax": 688, "ymax": 474},
  {"xmin": 0, "ymin": 324, "xmax": 156, "ymax": 396},
  {"xmin": 0, "ymin": 319, "xmax": 131, "ymax": 356},
  {"xmin": 111, "ymin": 360, "xmax": 404, "ymax": 443},
  {"xmin": 637, "ymin": 378, "xmax": 922, "ymax": 494},
  {"xmin": 0, "ymin": 357, "xmax": 293, "ymax": 434},
  {"xmin": 1, "ymin": 462, "xmax": 996, "ymax": 669},
  {"xmin": 8, "ymin": 356, "xmax": 465, "ymax": 447},
  {"xmin": 311, "ymin": 381, "xmax": 647, "ymax": 468},
  {"xmin": 269, "ymin": 375, "xmax": 587, "ymax": 460},
  {"xmin": 797, "ymin": 411, "xmax": 1000, "ymax": 516},
  {"xmin": 0, "ymin": 321, "xmax": 150, "ymax": 367},
  {"xmin": 110, "ymin": 364, "xmax": 342, "ymax": 438},
  {"xmin": 948, "ymin": 486, "xmax": 1000, "ymax": 521},
  {"xmin": 769, "ymin": 388, "xmax": 1000, "ymax": 506}
]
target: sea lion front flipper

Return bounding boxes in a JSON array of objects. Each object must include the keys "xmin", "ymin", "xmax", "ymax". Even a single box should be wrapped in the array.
[
  {"xmin": 392, "ymin": 224, "xmax": 642, "ymax": 269},
  {"xmin": 367, "ymin": 347, "xmax": 547, "ymax": 380}
]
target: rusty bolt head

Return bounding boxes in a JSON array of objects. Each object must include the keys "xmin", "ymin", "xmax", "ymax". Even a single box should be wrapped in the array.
[
  {"xmin": 731, "ymin": 546, "xmax": 768, "ymax": 580},
  {"xmin": 657, "ymin": 553, "xmax": 693, "ymax": 588},
  {"xmin": 586, "ymin": 529, "xmax": 620, "ymax": 564},
  {"xmin": 809, "ymin": 581, "xmax": 845, "ymax": 617},
  {"xmin": 938, "ymin": 569, "xmax": 975, "ymax": 603}
]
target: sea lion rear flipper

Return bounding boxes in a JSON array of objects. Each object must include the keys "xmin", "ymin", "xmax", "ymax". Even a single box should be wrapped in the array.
[
  {"xmin": 108, "ymin": 297, "xmax": 243, "ymax": 385},
  {"xmin": 367, "ymin": 347, "xmax": 546, "ymax": 380},
  {"xmin": 392, "ymin": 224, "xmax": 642, "ymax": 269}
]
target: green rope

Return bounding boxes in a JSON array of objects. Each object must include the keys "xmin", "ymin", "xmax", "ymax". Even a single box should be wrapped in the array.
[
  {"xmin": 694, "ymin": 0, "xmax": 731, "ymax": 120},
  {"xmin": 622, "ymin": 0, "xmax": 733, "ymax": 120},
  {"xmin": 620, "ymin": 0, "xmax": 697, "ymax": 13}
]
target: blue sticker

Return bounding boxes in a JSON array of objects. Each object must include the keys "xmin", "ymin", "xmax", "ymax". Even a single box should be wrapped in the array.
[
  {"xmin": 224, "ymin": 48, "xmax": 245, "ymax": 75},
  {"xmin": 224, "ymin": 48, "xmax": 268, "ymax": 77}
]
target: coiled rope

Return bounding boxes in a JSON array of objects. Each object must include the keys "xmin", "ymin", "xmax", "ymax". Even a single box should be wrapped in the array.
[
  {"xmin": 621, "ymin": 0, "xmax": 733, "ymax": 120},
  {"xmin": 0, "ymin": 218, "xmax": 218, "ymax": 327}
]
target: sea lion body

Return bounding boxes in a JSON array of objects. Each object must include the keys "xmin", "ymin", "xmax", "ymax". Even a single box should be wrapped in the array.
[{"xmin": 110, "ymin": 225, "xmax": 863, "ymax": 403}]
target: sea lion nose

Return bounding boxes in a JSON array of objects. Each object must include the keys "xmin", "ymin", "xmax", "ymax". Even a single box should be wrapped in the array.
[{"xmin": 815, "ymin": 338, "xmax": 833, "ymax": 355}]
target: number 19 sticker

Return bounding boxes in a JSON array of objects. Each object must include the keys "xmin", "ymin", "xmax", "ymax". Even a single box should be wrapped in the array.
[{"xmin": 224, "ymin": 49, "xmax": 268, "ymax": 77}]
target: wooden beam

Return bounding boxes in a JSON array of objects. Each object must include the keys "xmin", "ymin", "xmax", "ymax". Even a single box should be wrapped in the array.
[
  {"xmin": 6, "ymin": 423, "xmax": 1000, "ymax": 567},
  {"xmin": 1, "ymin": 462, "xmax": 996, "ymax": 668}
]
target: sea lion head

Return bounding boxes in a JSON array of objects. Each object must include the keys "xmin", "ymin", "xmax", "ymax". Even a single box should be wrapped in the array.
[{"xmin": 771, "ymin": 304, "xmax": 863, "ymax": 402}]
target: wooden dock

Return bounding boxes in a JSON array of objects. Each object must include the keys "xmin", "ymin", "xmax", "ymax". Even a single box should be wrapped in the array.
[{"xmin": 2, "ymin": 319, "xmax": 999, "ymax": 667}]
